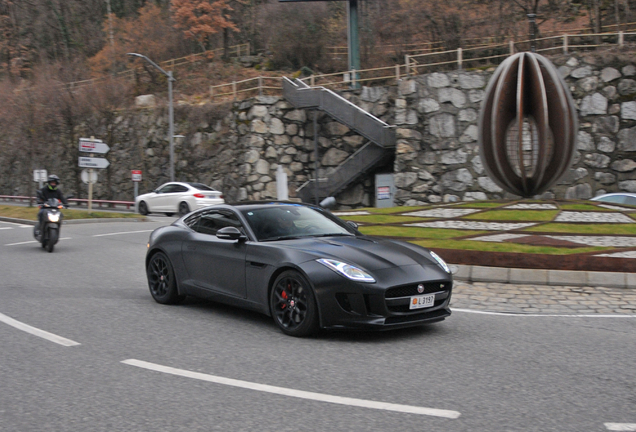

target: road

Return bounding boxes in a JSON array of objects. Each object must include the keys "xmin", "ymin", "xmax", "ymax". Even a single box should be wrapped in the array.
[{"xmin": 0, "ymin": 218, "xmax": 635, "ymax": 431}]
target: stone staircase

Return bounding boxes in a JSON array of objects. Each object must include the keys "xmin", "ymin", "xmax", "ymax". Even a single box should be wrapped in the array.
[{"xmin": 282, "ymin": 78, "xmax": 396, "ymax": 203}]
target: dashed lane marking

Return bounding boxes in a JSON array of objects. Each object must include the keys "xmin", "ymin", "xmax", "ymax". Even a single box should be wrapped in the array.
[
  {"xmin": 5, "ymin": 237, "xmax": 71, "ymax": 246},
  {"xmin": 93, "ymin": 230, "xmax": 154, "ymax": 237},
  {"xmin": 453, "ymin": 308, "xmax": 636, "ymax": 318},
  {"xmin": 0, "ymin": 312, "xmax": 80, "ymax": 347},
  {"xmin": 121, "ymin": 359, "xmax": 461, "ymax": 419},
  {"xmin": 605, "ymin": 424, "xmax": 636, "ymax": 431}
]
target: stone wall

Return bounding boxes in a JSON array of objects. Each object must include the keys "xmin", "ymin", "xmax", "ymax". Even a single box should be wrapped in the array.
[{"xmin": 13, "ymin": 50, "xmax": 636, "ymax": 209}]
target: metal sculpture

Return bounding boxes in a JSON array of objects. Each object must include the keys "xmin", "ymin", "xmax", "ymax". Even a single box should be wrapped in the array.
[{"xmin": 478, "ymin": 52, "xmax": 578, "ymax": 197}]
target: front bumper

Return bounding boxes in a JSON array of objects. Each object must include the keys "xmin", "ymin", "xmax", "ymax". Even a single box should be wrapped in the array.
[{"xmin": 305, "ymin": 261, "xmax": 453, "ymax": 331}]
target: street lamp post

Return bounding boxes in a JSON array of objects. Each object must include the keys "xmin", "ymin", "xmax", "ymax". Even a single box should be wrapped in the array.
[{"xmin": 127, "ymin": 52, "xmax": 176, "ymax": 182}]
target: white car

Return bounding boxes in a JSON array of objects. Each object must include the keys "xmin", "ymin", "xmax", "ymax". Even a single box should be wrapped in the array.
[
  {"xmin": 591, "ymin": 192, "xmax": 636, "ymax": 206},
  {"xmin": 136, "ymin": 182, "xmax": 225, "ymax": 216}
]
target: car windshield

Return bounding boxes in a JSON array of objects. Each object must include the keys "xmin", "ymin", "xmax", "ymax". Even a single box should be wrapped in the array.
[
  {"xmin": 241, "ymin": 205, "xmax": 354, "ymax": 241},
  {"xmin": 188, "ymin": 183, "xmax": 215, "ymax": 191}
]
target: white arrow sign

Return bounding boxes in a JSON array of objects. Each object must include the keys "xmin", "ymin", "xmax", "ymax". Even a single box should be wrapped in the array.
[
  {"xmin": 79, "ymin": 157, "xmax": 110, "ymax": 169},
  {"xmin": 79, "ymin": 138, "xmax": 110, "ymax": 154}
]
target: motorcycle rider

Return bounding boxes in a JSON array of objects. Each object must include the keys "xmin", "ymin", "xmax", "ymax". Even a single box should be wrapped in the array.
[{"xmin": 36, "ymin": 175, "xmax": 68, "ymax": 236}]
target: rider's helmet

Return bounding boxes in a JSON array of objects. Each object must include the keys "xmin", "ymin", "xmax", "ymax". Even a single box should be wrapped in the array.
[{"xmin": 47, "ymin": 174, "xmax": 60, "ymax": 190}]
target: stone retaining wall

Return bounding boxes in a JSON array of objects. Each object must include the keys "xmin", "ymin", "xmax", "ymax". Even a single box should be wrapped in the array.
[{"xmin": 10, "ymin": 50, "xmax": 635, "ymax": 209}]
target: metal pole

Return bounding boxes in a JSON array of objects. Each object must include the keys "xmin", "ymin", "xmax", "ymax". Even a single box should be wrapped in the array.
[
  {"xmin": 347, "ymin": 0, "xmax": 360, "ymax": 89},
  {"xmin": 313, "ymin": 110, "xmax": 319, "ymax": 205},
  {"xmin": 527, "ymin": 13, "xmax": 537, "ymax": 52},
  {"xmin": 168, "ymin": 71, "xmax": 175, "ymax": 182},
  {"xmin": 127, "ymin": 53, "xmax": 177, "ymax": 182}
]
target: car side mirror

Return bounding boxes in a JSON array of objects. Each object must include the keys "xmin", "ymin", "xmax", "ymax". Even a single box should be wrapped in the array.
[
  {"xmin": 217, "ymin": 226, "xmax": 246, "ymax": 241},
  {"xmin": 345, "ymin": 220, "xmax": 358, "ymax": 230}
]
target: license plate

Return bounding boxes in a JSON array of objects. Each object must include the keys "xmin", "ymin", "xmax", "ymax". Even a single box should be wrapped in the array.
[{"xmin": 410, "ymin": 294, "xmax": 435, "ymax": 310}]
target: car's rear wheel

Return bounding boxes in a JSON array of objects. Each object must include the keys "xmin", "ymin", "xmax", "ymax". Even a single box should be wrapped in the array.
[
  {"xmin": 178, "ymin": 201, "xmax": 190, "ymax": 216},
  {"xmin": 270, "ymin": 270, "xmax": 318, "ymax": 337},
  {"xmin": 138, "ymin": 201, "xmax": 149, "ymax": 215},
  {"xmin": 147, "ymin": 252, "xmax": 185, "ymax": 304}
]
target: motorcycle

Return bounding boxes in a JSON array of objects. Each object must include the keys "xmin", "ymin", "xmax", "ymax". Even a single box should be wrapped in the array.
[{"xmin": 34, "ymin": 198, "xmax": 67, "ymax": 253}]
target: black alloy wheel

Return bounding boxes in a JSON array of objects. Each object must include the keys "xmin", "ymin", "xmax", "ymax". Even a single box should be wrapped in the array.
[
  {"xmin": 147, "ymin": 252, "xmax": 185, "ymax": 304},
  {"xmin": 270, "ymin": 270, "xmax": 318, "ymax": 337},
  {"xmin": 138, "ymin": 201, "xmax": 149, "ymax": 215},
  {"xmin": 178, "ymin": 201, "xmax": 190, "ymax": 216}
]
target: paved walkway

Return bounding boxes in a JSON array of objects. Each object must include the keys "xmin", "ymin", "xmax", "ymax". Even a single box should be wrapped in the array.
[{"xmin": 452, "ymin": 280, "xmax": 636, "ymax": 314}]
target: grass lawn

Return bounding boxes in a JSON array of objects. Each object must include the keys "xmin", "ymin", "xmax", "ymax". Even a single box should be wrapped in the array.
[{"xmin": 0, "ymin": 205, "xmax": 144, "ymax": 221}]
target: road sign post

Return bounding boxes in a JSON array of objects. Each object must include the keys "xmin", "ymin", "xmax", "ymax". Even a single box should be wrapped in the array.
[
  {"xmin": 79, "ymin": 137, "xmax": 110, "ymax": 213},
  {"xmin": 33, "ymin": 169, "xmax": 47, "ymax": 189},
  {"xmin": 132, "ymin": 170, "xmax": 142, "ymax": 205}
]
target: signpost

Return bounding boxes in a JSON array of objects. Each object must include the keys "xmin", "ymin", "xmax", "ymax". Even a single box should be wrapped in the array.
[
  {"xmin": 79, "ymin": 138, "xmax": 110, "ymax": 154},
  {"xmin": 78, "ymin": 137, "xmax": 110, "ymax": 212},
  {"xmin": 33, "ymin": 169, "xmax": 48, "ymax": 188},
  {"xmin": 78, "ymin": 157, "xmax": 110, "ymax": 169},
  {"xmin": 132, "ymin": 170, "xmax": 142, "ymax": 204}
]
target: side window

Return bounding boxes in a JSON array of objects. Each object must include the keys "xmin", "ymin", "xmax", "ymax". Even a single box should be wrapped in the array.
[
  {"xmin": 601, "ymin": 195, "xmax": 624, "ymax": 203},
  {"xmin": 174, "ymin": 185, "xmax": 189, "ymax": 193},
  {"xmin": 191, "ymin": 210, "xmax": 243, "ymax": 236},
  {"xmin": 157, "ymin": 185, "xmax": 177, "ymax": 194},
  {"xmin": 184, "ymin": 212, "xmax": 202, "ymax": 229},
  {"xmin": 624, "ymin": 196, "xmax": 636, "ymax": 206}
]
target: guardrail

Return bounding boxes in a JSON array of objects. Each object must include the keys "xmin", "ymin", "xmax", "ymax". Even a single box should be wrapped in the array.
[{"xmin": 0, "ymin": 195, "xmax": 135, "ymax": 210}]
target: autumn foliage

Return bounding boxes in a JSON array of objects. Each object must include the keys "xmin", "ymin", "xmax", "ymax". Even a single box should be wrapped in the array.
[
  {"xmin": 89, "ymin": 4, "xmax": 186, "ymax": 76},
  {"xmin": 171, "ymin": 0, "xmax": 242, "ymax": 47}
]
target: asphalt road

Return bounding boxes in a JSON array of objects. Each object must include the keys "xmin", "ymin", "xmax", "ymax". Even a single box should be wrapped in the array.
[{"xmin": 1, "ymin": 218, "xmax": 635, "ymax": 432}]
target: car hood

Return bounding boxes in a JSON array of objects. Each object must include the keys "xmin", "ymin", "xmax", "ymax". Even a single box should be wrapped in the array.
[{"xmin": 277, "ymin": 235, "xmax": 440, "ymax": 271}]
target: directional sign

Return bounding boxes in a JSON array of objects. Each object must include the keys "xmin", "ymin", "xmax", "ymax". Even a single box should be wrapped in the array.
[
  {"xmin": 79, "ymin": 157, "xmax": 110, "ymax": 169},
  {"xmin": 79, "ymin": 138, "xmax": 110, "ymax": 154},
  {"xmin": 132, "ymin": 170, "xmax": 142, "ymax": 182}
]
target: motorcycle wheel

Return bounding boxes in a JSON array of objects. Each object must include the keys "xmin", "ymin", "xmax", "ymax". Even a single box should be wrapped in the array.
[{"xmin": 46, "ymin": 228, "xmax": 58, "ymax": 253}]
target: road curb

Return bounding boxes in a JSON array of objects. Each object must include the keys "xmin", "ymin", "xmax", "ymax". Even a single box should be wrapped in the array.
[{"xmin": 453, "ymin": 264, "xmax": 636, "ymax": 289}]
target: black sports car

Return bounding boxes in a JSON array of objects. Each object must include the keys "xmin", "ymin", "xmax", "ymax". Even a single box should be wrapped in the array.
[{"xmin": 145, "ymin": 202, "xmax": 453, "ymax": 337}]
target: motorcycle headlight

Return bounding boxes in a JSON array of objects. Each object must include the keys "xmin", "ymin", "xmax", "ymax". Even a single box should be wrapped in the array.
[
  {"xmin": 317, "ymin": 258, "xmax": 375, "ymax": 283},
  {"xmin": 47, "ymin": 213, "xmax": 60, "ymax": 223},
  {"xmin": 429, "ymin": 251, "xmax": 450, "ymax": 273}
]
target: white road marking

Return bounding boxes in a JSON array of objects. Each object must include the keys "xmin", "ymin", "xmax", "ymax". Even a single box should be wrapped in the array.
[
  {"xmin": 605, "ymin": 424, "xmax": 636, "ymax": 431},
  {"xmin": 0, "ymin": 312, "xmax": 80, "ymax": 347},
  {"xmin": 0, "ymin": 227, "xmax": 13, "ymax": 230},
  {"xmin": 0, "ymin": 221, "xmax": 32, "ymax": 227},
  {"xmin": 122, "ymin": 359, "xmax": 461, "ymax": 419},
  {"xmin": 453, "ymin": 308, "xmax": 636, "ymax": 318},
  {"xmin": 93, "ymin": 230, "xmax": 154, "ymax": 237},
  {"xmin": 5, "ymin": 237, "xmax": 71, "ymax": 246}
]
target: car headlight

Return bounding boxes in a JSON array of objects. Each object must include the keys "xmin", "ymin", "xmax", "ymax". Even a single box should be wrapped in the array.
[
  {"xmin": 47, "ymin": 213, "xmax": 60, "ymax": 223},
  {"xmin": 317, "ymin": 259, "xmax": 376, "ymax": 283},
  {"xmin": 429, "ymin": 251, "xmax": 450, "ymax": 273}
]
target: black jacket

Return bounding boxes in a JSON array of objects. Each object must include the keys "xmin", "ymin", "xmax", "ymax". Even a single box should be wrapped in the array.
[{"xmin": 37, "ymin": 186, "xmax": 68, "ymax": 206}]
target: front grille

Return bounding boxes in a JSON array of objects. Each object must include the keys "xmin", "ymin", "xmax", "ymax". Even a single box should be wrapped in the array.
[{"xmin": 385, "ymin": 282, "xmax": 451, "ymax": 299}]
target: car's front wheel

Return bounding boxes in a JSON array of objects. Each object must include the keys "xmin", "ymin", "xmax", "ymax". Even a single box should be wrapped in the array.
[
  {"xmin": 270, "ymin": 270, "xmax": 319, "ymax": 337},
  {"xmin": 147, "ymin": 252, "xmax": 185, "ymax": 304}
]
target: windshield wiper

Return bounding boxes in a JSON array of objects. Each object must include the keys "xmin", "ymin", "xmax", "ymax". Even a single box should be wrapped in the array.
[
  {"xmin": 262, "ymin": 235, "xmax": 304, "ymax": 241},
  {"xmin": 311, "ymin": 233, "xmax": 355, "ymax": 238}
]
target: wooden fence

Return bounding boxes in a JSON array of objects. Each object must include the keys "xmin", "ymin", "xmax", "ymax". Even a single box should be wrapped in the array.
[{"xmin": 209, "ymin": 30, "xmax": 636, "ymax": 102}]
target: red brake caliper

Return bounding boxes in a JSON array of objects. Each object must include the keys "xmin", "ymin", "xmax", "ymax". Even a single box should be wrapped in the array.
[{"xmin": 281, "ymin": 289, "xmax": 288, "ymax": 309}]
